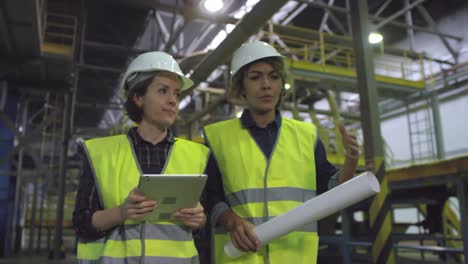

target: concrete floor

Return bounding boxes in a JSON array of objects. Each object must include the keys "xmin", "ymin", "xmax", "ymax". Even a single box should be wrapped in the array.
[
  {"xmin": 0, "ymin": 254, "xmax": 77, "ymax": 264},
  {"xmin": 0, "ymin": 251, "xmax": 461, "ymax": 264}
]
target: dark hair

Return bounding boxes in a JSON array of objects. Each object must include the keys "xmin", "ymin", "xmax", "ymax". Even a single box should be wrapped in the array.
[
  {"xmin": 229, "ymin": 57, "xmax": 288, "ymax": 109},
  {"xmin": 124, "ymin": 76, "xmax": 154, "ymax": 123}
]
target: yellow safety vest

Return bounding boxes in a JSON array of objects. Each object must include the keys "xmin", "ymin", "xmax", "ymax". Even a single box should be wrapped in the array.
[
  {"xmin": 77, "ymin": 134, "xmax": 209, "ymax": 264},
  {"xmin": 204, "ymin": 117, "xmax": 318, "ymax": 264}
]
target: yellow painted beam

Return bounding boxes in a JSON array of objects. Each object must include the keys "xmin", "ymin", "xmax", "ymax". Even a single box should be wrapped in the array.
[
  {"xmin": 369, "ymin": 178, "xmax": 389, "ymax": 228},
  {"xmin": 41, "ymin": 42, "xmax": 74, "ymax": 59},
  {"xmin": 371, "ymin": 213, "xmax": 395, "ymax": 263},
  {"xmin": 385, "ymin": 250, "xmax": 396, "ymax": 264},
  {"xmin": 387, "ymin": 155, "xmax": 468, "ymax": 182},
  {"xmin": 287, "ymin": 59, "xmax": 425, "ymax": 89}
]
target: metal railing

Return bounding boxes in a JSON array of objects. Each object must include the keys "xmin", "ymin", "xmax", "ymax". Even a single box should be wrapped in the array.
[{"xmin": 263, "ymin": 29, "xmax": 428, "ymax": 85}]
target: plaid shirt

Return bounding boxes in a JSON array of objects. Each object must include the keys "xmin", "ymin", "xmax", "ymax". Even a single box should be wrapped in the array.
[{"xmin": 73, "ymin": 127, "xmax": 175, "ymax": 240}]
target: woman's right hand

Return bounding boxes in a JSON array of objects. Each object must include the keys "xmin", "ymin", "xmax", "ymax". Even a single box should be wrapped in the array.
[
  {"xmin": 119, "ymin": 187, "xmax": 157, "ymax": 221},
  {"xmin": 221, "ymin": 211, "xmax": 260, "ymax": 252}
]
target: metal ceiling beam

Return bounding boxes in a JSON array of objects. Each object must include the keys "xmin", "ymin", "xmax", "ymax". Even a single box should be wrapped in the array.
[
  {"xmin": 0, "ymin": 81, "xmax": 7, "ymax": 111},
  {"xmin": 77, "ymin": 63, "xmax": 122, "ymax": 73},
  {"xmin": 165, "ymin": 0, "xmax": 180, "ymax": 52},
  {"xmin": 415, "ymin": 4, "xmax": 459, "ymax": 62},
  {"xmin": 404, "ymin": 0, "xmax": 416, "ymax": 50},
  {"xmin": 182, "ymin": 0, "xmax": 287, "ymax": 123},
  {"xmin": 84, "ymin": 41, "xmax": 152, "ymax": 55},
  {"xmin": 297, "ymin": 0, "xmax": 462, "ymax": 41},
  {"xmin": 0, "ymin": 4, "xmax": 13, "ymax": 54},
  {"xmin": 185, "ymin": 24, "xmax": 217, "ymax": 55},
  {"xmin": 374, "ymin": 0, "xmax": 425, "ymax": 30},
  {"xmin": 297, "ymin": 0, "xmax": 348, "ymax": 13},
  {"xmin": 114, "ymin": 0, "xmax": 238, "ymax": 25},
  {"xmin": 155, "ymin": 11, "xmax": 177, "ymax": 53},
  {"xmin": 188, "ymin": 0, "xmax": 288, "ymax": 89},
  {"xmin": 280, "ymin": 3, "xmax": 307, "ymax": 25},
  {"xmin": 1, "ymin": 0, "xmax": 43, "ymax": 57},
  {"xmin": 321, "ymin": 2, "xmax": 347, "ymax": 34},
  {"xmin": 319, "ymin": 0, "xmax": 332, "ymax": 32},
  {"xmin": 268, "ymin": 24, "xmax": 454, "ymax": 65},
  {"xmin": 374, "ymin": 0, "xmax": 392, "ymax": 17},
  {"xmin": 345, "ymin": 0, "xmax": 352, "ymax": 35},
  {"xmin": 268, "ymin": 23, "xmax": 353, "ymax": 45},
  {"xmin": 164, "ymin": 17, "xmax": 186, "ymax": 53},
  {"xmin": 30, "ymin": 0, "xmax": 42, "ymax": 56},
  {"xmin": 319, "ymin": 0, "xmax": 347, "ymax": 35},
  {"xmin": 372, "ymin": 17, "xmax": 462, "ymax": 41}
]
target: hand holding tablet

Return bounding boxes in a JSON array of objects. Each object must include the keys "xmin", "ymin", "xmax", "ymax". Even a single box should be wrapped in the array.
[{"xmin": 137, "ymin": 174, "xmax": 207, "ymax": 221}]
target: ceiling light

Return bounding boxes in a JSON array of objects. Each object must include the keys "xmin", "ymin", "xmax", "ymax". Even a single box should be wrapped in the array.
[
  {"xmin": 203, "ymin": 0, "xmax": 224, "ymax": 13},
  {"xmin": 368, "ymin": 32, "xmax": 383, "ymax": 44},
  {"xmin": 285, "ymin": 83, "xmax": 291, "ymax": 90}
]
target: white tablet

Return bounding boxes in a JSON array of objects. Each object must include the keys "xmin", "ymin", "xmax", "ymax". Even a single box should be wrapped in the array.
[{"xmin": 138, "ymin": 174, "xmax": 207, "ymax": 221}]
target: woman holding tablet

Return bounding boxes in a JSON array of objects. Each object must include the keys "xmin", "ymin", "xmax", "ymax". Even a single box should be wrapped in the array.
[{"xmin": 73, "ymin": 51, "xmax": 209, "ymax": 264}]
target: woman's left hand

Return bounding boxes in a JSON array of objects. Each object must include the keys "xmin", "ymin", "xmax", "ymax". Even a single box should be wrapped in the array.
[{"xmin": 174, "ymin": 202, "xmax": 206, "ymax": 230}]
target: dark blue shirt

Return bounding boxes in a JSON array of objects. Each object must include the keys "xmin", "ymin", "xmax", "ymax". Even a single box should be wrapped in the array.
[{"xmin": 202, "ymin": 109, "xmax": 339, "ymax": 221}]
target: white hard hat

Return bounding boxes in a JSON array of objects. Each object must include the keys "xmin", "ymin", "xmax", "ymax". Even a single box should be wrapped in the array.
[
  {"xmin": 230, "ymin": 41, "xmax": 284, "ymax": 77},
  {"xmin": 121, "ymin": 51, "xmax": 193, "ymax": 95}
]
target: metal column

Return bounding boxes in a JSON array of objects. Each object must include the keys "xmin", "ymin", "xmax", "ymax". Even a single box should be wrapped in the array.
[
  {"xmin": 52, "ymin": 93, "xmax": 72, "ymax": 259},
  {"xmin": 456, "ymin": 175, "xmax": 468, "ymax": 264},
  {"xmin": 340, "ymin": 209, "xmax": 352, "ymax": 264},
  {"xmin": 0, "ymin": 84, "xmax": 19, "ymax": 257},
  {"xmin": 349, "ymin": 1, "xmax": 391, "ymax": 263},
  {"xmin": 349, "ymin": 0, "xmax": 384, "ymax": 167},
  {"xmin": 51, "ymin": 0, "xmax": 84, "ymax": 255},
  {"xmin": 430, "ymin": 93, "xmax": 445, "ymax": 160},
  {"xmin": 404, "ymin": 0, "xmax": 415, "ymax": 50}
]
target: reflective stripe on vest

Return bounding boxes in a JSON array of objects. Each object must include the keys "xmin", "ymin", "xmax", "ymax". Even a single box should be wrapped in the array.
[
  {"xmin": 213, "ymin": 217, "xmax": 317, "ymax": 234},
  {"xmin": 78, "ymin": 135, "xmax": 209, "ymax": 263},
  {"xmin": 78, "ymin": 255, "xmax": 199, "ymax": 264},
  {"xmin": 225, "ymin": 187, "xmax": 316, "ymax": 206},
  {"xmin": 106, "ymin": 223, "xmax": 194, "ymax": 241},
  {"xmin": 204, "ymin": 117, "xmax": 319, "ymax": 264}
]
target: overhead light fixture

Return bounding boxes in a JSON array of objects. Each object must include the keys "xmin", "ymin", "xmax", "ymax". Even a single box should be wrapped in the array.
[
  {"xmin": 368, "ymin": 32, "xmax": 383, "ymax": 44},
  {"xmin": 203, "ymin": 0, "xmax": 224, "ymax": 13},
  {"xmin": 284, "ymin": 83, "xmax": 291, "ymax": 90}
]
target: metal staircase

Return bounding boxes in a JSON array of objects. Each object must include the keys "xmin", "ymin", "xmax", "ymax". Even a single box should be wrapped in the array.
[{"xmin": 40, "ymin": 0, "xmax": 77, "ymax": 59}]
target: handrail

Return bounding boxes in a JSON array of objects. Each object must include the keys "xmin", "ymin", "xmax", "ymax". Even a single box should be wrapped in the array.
[{"xmin": 263, "ymin": 29, "xmax": 428, "ymax": 85}]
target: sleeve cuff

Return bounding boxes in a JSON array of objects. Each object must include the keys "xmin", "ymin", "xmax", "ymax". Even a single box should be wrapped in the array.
[
  {"xmin": 327, "ymin": 169, "xmax": 341, "ymax": 190},
  {"xmin": 210, "ymin": 202, "xmax": 230, "ymax": 227}
]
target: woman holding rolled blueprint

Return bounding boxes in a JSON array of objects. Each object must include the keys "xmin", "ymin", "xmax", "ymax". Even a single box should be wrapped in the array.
[
  {"xmin": 73, "ymin": 51, "xmax": 209, "ymax": 264},
  {"xmin": 202, "ymin": 41, "xmax": 360, "ymax": 264}
]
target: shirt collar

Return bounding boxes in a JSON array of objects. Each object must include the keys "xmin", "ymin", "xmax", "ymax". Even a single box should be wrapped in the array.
[
  {"xmin": 239, "ymin": 109, "xmax": 282, "ymax": 129},
  {"xmin": 128, "ymin": 126, "xmax": 175, "ymax": 145}
]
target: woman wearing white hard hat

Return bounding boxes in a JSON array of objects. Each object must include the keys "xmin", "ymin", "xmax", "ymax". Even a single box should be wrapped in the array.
[
  {"xmin": 203, "ymin": 41, "xmax": 359, "ymax": 264},
  {"xmin": 73, "ymin": 51, "xmax": 209, "ymax": 264}
]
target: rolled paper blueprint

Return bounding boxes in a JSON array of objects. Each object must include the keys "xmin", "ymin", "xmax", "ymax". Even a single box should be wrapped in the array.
[{"xmin": 224, "ymin": 171, "xmax": 380, "ymax": 258}]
